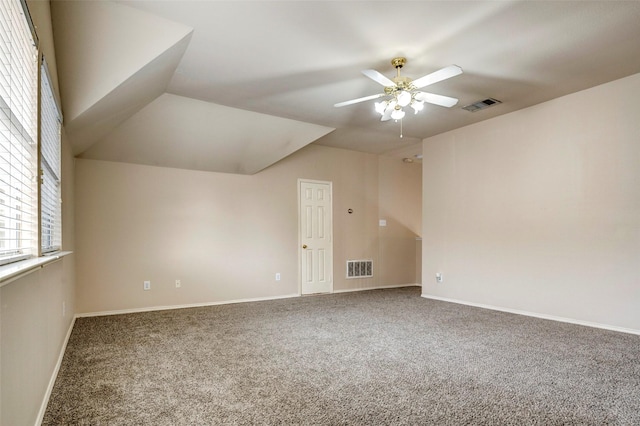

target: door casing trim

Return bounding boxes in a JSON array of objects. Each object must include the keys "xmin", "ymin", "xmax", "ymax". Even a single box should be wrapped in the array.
[{"xmin": 297, "ymin": 178, "xmax": 333, "ymax": 296}]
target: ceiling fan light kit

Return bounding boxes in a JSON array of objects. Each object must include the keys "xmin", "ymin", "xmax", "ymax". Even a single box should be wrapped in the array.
[{"xmin": 334, "ymin": 57, "xmax": 463, "ymax": 137}]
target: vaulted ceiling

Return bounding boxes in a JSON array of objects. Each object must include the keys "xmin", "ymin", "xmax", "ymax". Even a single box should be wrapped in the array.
[{"xmin": 50, "ymin": 1, "xmax": 640, "ymax": 174}]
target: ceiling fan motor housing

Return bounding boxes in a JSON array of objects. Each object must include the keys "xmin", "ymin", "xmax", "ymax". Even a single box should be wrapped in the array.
[
  {"xmin": 386, "ymin": 58, "xmax": 414, "ymax": 94},
  {"xmin": 385, "ymin": 76, "xmax": 413, "ymax": 94}
]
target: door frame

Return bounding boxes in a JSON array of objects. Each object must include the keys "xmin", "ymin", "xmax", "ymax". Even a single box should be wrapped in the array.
[{"xmin": 298, "ymin": 178, "xmax": 333, "ymax": 295}]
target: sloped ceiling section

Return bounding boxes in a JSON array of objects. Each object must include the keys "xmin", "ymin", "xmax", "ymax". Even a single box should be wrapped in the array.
[
  {"xmin": 63, "ymin": 35, "xmax": 193, "ymax": 155},
  {"xmin": 80, "ymin": 93, "xmax": 334, "ymax": 175},
  {"xmin": 50, "ymin": 1, "xmax": 336, "ymax": 174},
  {"xmin": 51, "ymin": 0, "xmax": 193, "ymax": 155}
]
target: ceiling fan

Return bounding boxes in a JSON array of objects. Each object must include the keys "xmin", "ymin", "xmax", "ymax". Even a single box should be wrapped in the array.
[{"xmin": 334, "ymin": 57, "xmax": 463, "ymax": 122}]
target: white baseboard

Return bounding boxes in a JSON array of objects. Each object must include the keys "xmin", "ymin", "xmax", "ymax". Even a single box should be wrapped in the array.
[
  {"xmin": 36, "ymin": 315, "xmax": 76, "ymax": 426},
  {"xmin": 422, "ymin": 294, "xmax": 640, "ymax": 336},
  {"xmin": 333, "ymin": 283, "xmax": 420, "ymax": 294},
  {"xmin": 77, "ymin": 293, "xmax": 301, "ymax": 318},
  {"xmin": 78, "ymin": 286, "xmax": 423, "ymax": 317}
]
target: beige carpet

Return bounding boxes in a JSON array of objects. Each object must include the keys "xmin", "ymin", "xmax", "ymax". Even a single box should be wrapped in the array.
[{"xmin": 44, "ymin": 287, "xmax": 640, "ymax": 425}]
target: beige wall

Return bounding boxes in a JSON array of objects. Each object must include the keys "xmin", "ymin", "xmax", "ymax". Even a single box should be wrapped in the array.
[
  {"xmin": 0, "ymin": 258, "xmax": 75, "ymax": 426},
  {"xmin": 422, "ymin": 72, "xmax": 640, "ymax": 332},
  {"xmin": 0, "ymin": 2, "xmax": 76, "ymax": 425},
  {"xmin": 378, "ymin": 156, "xmax": 422, "ymax": 286},
  {"xmin": 75, "ymin": 144, "xmax": 422, "ymax": 314}
]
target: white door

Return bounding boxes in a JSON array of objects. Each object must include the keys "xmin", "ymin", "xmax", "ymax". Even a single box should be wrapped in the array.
[{"xmin": 299, "ymin": 180, "xmax": 333, "ymax": 295}]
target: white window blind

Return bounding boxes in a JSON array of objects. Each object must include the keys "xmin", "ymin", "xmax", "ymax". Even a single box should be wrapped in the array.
[
  {"xmin": 40, "ymin": 59, "xmax": 61, "ymax": 253},
  {"xmin": 0, "ymin": 0, "xmax": 38, "ymax": 264}
]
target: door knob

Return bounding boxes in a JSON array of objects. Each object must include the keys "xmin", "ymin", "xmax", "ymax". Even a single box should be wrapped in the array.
[{"xmin": 302, "ymin": 244, "xmax": 308, "ymax": 249}]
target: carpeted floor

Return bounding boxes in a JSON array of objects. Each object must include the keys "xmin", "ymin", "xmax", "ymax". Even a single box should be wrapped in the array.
[{"xmin": 44, "ymin": 287, "xmax": 640, "ymax": 425}]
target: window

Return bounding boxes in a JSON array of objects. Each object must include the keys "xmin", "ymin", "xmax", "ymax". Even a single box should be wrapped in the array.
[
  {"xmin": 0, "ymin": 0, "xmax": 63, "ymax": 268},
  {"xmin": 0, "ymin": 0, "xmax": 38, "ymax": 265},
  {"xmin": 40, "ymin": 59, "xmax": 62, "ymax": 253}
]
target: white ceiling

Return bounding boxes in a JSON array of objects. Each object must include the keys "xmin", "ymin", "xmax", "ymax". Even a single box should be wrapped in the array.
[{"xmin": 50, "ymin": 1, "xmax": 640, "ymax": 174}]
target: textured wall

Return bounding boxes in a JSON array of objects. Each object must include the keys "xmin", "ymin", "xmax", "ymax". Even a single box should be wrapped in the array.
[
  {"xmin": 378, "ymin": 156, "xmax": 422, "ymax": 286},
  {"xmin": 74, "ymin": 144, "xmax": 422, "ymax": 314},
  {"xmin": 422, "ymin": 73, "xmax": 640, "ymax": 332}
]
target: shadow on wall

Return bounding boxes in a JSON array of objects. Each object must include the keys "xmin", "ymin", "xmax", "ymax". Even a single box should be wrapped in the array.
[{"xmin": 378, "ymin": 218, "xmax": 421, "ymax": 286}]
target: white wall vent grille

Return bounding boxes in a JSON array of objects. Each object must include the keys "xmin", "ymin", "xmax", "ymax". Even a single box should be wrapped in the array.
[{"xmin": 346, "ymin": 260, "xmax": 373, "ymax": 278}]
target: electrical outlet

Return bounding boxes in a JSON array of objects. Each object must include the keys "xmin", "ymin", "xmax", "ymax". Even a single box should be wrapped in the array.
[
  {"xmin": 435, "ymin": 273, "xmax": 443, "ymax": 283},
  {"xmin": 62, "ymin": 301, "xmax": 66, "ymax": 317},
  {"xmin": 275, "ymin": 273, "xmax": 281, "ymax": 281},
  {"xmin": 143, "ymin": 280, "xmax": 151, "ymax": 290},
  {"xmin": 175, "ymin": 279, "xmax": 181, "ymax": 288}
]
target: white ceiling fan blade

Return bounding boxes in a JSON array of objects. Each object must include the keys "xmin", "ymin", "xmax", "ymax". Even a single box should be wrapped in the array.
[
  {"xmin": 412, "ymin": 65, "xmax": 463, "ymax": 89},
  {"xmin": 362, "ymin": 69, "xmax": 396, "ymax": 87},
  {"xmin": 380, "ymin": 101, "xmax": 397, "ymax": 121},
  {"xmin": 334, "ymin": 93, "xmax": 385, "ymax": 108},
  {"xmin": 414, "ymin": 92, "xmax": 459, "ymax": 108}
]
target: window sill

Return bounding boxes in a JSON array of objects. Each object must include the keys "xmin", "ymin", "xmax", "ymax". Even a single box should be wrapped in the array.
[{"xmin": 0, "ymin": 251, "xmax": 73, "ymax": 288}]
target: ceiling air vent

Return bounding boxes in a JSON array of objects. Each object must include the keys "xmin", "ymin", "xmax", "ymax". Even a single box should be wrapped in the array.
[{"xmin": 462, "ymin": 98, "xmax": 502, "ymax": 112}]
